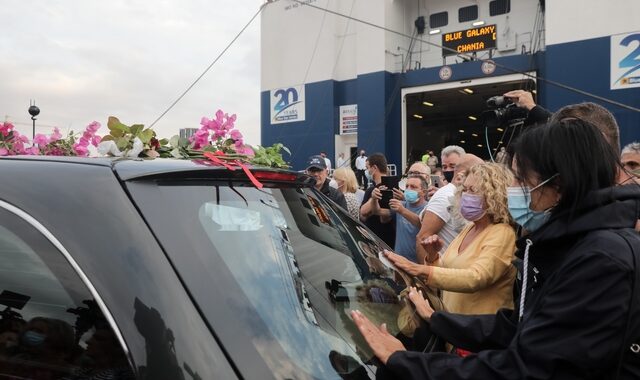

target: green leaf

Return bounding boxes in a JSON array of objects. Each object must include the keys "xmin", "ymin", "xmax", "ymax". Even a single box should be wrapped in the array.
[
  {"xmin": 107, "ymin": 116, "xmax": 130, "ymax": 137},
  {"xmin": 100, "ymin": 135, "xmax": 114, "ymax": 142},
  {"xmin": 139, "ymin": 129, "xmax": 154, "ymax": 144},
  {"xmin": 178, "ymin": 137, "xmax": 190, "ymax": 149},
  {"xmin": 169, "ymin": 135, "xmax": 179, "ymax": 148},
  {"xmin": 130, "ymin": 124, "xmax": 144, "ymax": 136},
  {"xmin": 158, "ymin": 138, "xmax": 169, "ymax": 146},
  {"xmin": 170, "ymin": 148, "xmax": 182, "ymax": 158},
  {"xmin": 116, "ymin": 137, "xmax": 129, "ymax": 150},
  {"xmin": 282, "ymin": 146, "xmax": 291, "ymax": 155}
]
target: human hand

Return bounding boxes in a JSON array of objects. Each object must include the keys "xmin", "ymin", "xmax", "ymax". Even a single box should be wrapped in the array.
[
  {"xmin": 407, "ymin": 286, "xmax": 435, "ymax": 321},
  {"xmin": 350, "ymin": 310, "xmax": 406, "ymax": 365},
  {"xmin": 388, "ymin": 198, "xmax": 403, "ymax": 211},
  {"xmin": 419, "ymin": 234, "xmax": 444, "ymax": 258},
  {"xmin": 392, "ymin": 188, "xmax": 404, "ymax": 200},
  {"xmin": 384, "ymin": 250, "xmax": 425, "ymax": 277},
  {"xmin": 503, "ymin": 90, "xmax": 536, "ymax": 110},
  {"xmin": 371, "ymin": 186, "xmax": 384, "ymax": 200},
  {"xmin": 427, "ymin": 185, "xmax": 438, "ymax": 198}
]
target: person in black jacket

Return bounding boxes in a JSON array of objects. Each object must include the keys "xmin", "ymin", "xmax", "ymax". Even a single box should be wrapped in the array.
[
  {"xmin": 306, "ymin": 155, "xmax": 348, "ymax": 210},
  {"xmin": 351, "ymin": 119, "xmax": 640, "ymax": 379}
]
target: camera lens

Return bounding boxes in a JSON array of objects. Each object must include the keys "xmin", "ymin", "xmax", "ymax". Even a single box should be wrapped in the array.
[{"xmin": 486, "ymin": 96, "xmax": 511, "ymax": 108}]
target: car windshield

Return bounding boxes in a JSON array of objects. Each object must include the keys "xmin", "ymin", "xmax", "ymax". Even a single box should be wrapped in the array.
[{"xmin": 127, "ymin": 178, "xmax": 418, "ymax": 379}]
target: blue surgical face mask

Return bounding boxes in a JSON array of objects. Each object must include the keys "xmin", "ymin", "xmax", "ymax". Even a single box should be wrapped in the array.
[
  {"xmin": 404, "ymin": 189, "xmax": 420, "ymax": 203},
  {"xmin": 365, "ymin": 169, "xmax": 373, "ymax": 182},
  {"xmin": 507, "ymin": 173, "xmax": 559, "ymax": 232},
  {"xmin": 22, "ymin": 330, "xmax": 46, "ymax": 347},
  {"xmin": 507, "ymin": 187, "xmax": 548, "ymax": 231}
]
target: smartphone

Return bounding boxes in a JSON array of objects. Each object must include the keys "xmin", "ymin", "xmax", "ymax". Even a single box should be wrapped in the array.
[
  {"xmin": 380, "ymin": 176, "xmax": 400, "ymax": 189},
  {"xmin": 430, "ymin": 174, "xmax": 442, "ymax": 188},
  {"xmin": 379, "ymin": 189, "xmax": 393, "ymax": 209}
]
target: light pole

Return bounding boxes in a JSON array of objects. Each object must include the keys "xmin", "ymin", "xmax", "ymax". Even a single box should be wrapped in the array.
[{"xmin": 28, "ymin": 100, "xmax": 40, "ymax": 139}]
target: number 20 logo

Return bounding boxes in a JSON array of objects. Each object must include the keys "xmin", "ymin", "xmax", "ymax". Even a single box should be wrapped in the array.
[
  {"xmin": 273, "ymin": 88, "xmax": 300, "ymax": 112},
  {"xmin": 615, "ymin": 33, "xmax": 640, "ymax": 85}
]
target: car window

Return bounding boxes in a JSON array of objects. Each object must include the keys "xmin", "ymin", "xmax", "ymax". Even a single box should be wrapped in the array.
[
  {"xmin": 128, "ymin": 180, "xmax": 416, "ymax": 380},
  {"xmin": 0, "ymin": 207, "xmax": 135, "ymax": 380}
]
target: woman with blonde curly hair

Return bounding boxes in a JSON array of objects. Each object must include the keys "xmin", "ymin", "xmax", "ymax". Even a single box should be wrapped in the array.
[{"xmin": 385, "ymin": 162, "xmax": 517, "ymax": 317}]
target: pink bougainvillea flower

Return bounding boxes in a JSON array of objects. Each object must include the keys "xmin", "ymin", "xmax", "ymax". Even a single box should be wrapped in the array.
[
  {"xmin": 25, "ymin": 146, "xmax": 40, "ymax": 155},
  {"xmin": 33, "ymin": 134, "xmax": 49, "ymax": 146},
  {"xmin": 229, "ymin": 129, "xmax": 243, "ymax": 141},
  {"xmin": 215, "ymin": 110, "xmax": 225, "ymax": 124},
  {"xmin": 85, "ymin": 121, "xmax": 101, "ymax": 134},
  {"xmin": 0, "ymin": 147, "xmax": 8, "ymax": 156},
  {"xmin": 91, "ymin": 135, "xmax": 102, "ymax": 146},
  {"xmin": 0, "ymin": 122, "xmax": 14, "ymax": 137},
  {"xmin": 236, "ymin": 145, "xmax": 255, "ymax": 157},
  {"xmin": 51, "ymin": 127, "xmax": 62, "ymax": 141},
  {"xmin": 73, "ymin": 144, "xmax": 89, "ymax": 156},
  {"xmin": 190, "ymin": 129, "xmax": 210, "ymax": 150}
]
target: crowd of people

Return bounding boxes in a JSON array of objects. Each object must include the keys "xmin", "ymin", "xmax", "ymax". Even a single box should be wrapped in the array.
[
  {"xmin": 0, "ymin": 306, "xmax": 133, "ymax": 379},
  {"xmin": 306, "ymin": 91, "xmax": 640, "ymax": 379}
]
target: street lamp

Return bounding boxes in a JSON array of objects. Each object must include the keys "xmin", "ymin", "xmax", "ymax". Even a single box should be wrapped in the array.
[{"xmin": 28, "ymin": 100, "xmax": 40, "ymax": 139}]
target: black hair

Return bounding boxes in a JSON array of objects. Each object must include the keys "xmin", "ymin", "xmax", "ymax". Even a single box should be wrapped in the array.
[
  {"xmin": 512, "ymin": 118, "xmax": 618, "ymax": 215},
  {"xmin": 366, "ymin": 153, "xmax": 388, "ymax": 174}
]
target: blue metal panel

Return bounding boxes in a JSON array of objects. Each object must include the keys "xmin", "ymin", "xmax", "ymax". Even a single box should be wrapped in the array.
[
  {"xmin": 262, "ymin": 40, "xmax": 639, "ymax": 171},
  {"xmin": 356, "ymin": 71, "xmax": 390, "ymax": 161},
  {"xmin": 261, "ymin": 81, "xmax": 336, "ymax": 170},
  {"xmin": 402, "ymin": 54, "xmax": 538, "ymax": 87},
  {"xmin": 544, "ymin": 37, "xmax": 640, "ymax": 147}
]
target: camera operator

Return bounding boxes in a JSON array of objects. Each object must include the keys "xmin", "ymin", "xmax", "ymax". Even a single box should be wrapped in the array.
[
  {"xmin": 360, "ymin": 153, "xmax": 396, "ymax": 247},
  {"xmin": 502, "ymin": 90, "xmax": 551, "ymax": 126}
]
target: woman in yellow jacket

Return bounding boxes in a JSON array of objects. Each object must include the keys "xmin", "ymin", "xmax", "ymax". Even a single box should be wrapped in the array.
[{"xmin": 386, "ymin": 162, "xmax": 516, "ymax": 316}]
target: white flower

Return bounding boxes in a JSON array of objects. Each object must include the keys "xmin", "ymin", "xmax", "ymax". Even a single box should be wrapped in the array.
[
  {"xmin": 97, "ymin": 141, "xmax": 123, "ymax": 157},
  {"xmin": 126, "ymin": 137, "xmax": 143, "ymax": 158},
  {"xmin": 97, "ymin": 137, "xmax": 143, "ymax": 158}
]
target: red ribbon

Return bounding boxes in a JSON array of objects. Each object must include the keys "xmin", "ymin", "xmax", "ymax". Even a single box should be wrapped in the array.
[{"xmin": 203, "ymin": 151, "xmax": 263, "ymax": 189}]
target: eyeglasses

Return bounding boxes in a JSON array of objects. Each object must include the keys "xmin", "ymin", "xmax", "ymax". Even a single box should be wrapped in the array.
[{"xmin": 407, "ymin": 171, "xmax": 428, "ymax": 176}]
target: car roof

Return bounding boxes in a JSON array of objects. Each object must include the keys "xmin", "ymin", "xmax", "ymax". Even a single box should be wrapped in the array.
[{"xmin": 1, "ymin": 155, "xmax": 313, "ymax": 184}]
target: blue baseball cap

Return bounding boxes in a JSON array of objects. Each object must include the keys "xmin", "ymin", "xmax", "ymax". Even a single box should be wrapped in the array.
[{"xmin": 306, "ymin": 155, "xmax": 327, "ymax": 170}]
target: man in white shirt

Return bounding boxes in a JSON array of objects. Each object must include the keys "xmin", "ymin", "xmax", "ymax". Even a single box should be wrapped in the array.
[
  {"xmin": 415, "ymin": 147, "xmax": 483, "ymax": 264},
  {"xmin": 336, "ymin": 152, "xmax": 347, "ymax": 169},
  {"xmin": 355, "ymin": 150, "xmax": 367, "ymax": 188}
]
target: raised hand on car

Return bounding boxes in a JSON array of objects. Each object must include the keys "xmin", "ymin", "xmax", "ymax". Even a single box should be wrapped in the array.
[
  {"xmin": 383, "ymin": 250, "xmax": 426, "ymax": 277},
  {"xmin": 407, "ymin": 286, "xmax": 435, "ymax": 321},
  {"xmin": 350, "ymin": 310, "xmax": 406, "ymax": 365}
]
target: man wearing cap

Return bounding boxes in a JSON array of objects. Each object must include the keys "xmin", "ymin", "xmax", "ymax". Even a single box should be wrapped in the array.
[{"xmin": 306, "ymin": 155, "xmax": 348, "ymax": 210}]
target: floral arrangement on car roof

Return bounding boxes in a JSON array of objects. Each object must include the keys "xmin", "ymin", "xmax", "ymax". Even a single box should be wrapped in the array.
[{"xmin": 0, "ymin": 110, "xmax": 290, "ymax": 169}]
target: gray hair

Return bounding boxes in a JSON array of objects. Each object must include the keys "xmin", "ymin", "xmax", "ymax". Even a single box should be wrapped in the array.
[
  {"xmin": 622, "ymin": 142, "xmax": 640, "ymax": 156},
  {"xmin": 441, "ymin": 145, "xmax": 466, "ymax": 159},
  {"xmin": 409, "ymin": 161, "xmax": 431, "ymax": 175},
  {"xmin": 407, "ymin": 175, "xmax": 430, "ymax": 194}
]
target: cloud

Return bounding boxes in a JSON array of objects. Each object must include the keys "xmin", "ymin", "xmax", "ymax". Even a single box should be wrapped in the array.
[{"xmin": 0, "ymin": 0, "xmax": 263, "ymax": 144}]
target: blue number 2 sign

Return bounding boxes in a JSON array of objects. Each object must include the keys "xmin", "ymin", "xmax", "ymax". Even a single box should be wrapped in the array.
[
  {"xmin": 613, "ymin": 33, "xmax": 640, "ymax": 87},
  {"xmin": 274, "ymin": 88, "xmax": 300, "ymax": 112}
]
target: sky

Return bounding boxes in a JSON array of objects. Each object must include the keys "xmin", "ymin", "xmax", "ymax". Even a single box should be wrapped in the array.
[{"xmin": 0, "ymin": 0, "xmax": 264, "ymax": 145}]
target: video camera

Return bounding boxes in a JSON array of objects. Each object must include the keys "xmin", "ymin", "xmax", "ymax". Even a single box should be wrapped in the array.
[{"xmin": 481, "ymin": 96, "xmax": 529, "ymax": 128}]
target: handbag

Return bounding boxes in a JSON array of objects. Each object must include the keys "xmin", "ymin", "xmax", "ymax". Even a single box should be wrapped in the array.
[{"xmin": 393, "ymin": 270, "xmax": 448, "ymax": 352}]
